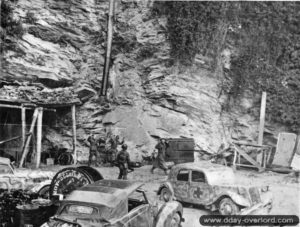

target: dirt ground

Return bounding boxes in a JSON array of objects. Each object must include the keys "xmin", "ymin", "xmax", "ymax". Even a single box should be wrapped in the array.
[{"xmin": 43, "ymin": 163, "xmax": 300, "ymax": 227}]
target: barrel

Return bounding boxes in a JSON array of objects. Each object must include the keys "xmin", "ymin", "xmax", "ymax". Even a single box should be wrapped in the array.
[{"xmin": 16, "ymin": 204, "xmax": 40, "ymax": 227}]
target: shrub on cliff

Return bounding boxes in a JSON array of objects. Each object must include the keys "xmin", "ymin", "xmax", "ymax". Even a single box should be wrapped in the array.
[{"xmin": 0, "ymin": 0, "xmax": 24, "ymax": 52}]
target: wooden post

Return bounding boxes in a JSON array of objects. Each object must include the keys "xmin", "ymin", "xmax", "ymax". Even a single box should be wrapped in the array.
[
  {"xmin": 72, "ymin": 105, "xmax": 77, "ymax": 165},
  {"xmin": 21, "ymin": 106, "xmax": 26, "ymax": 147},
  {"xmin": 100, "ymin": 0, "xmax": 115, "ymax": 97},
  {"xmin": 19, "ymin": 108, "xmax": 39, "ymax": 167},
  {"xmin": 36, "ymin": 108, "xmax": 43, "ymax": 168},
  {"xmin": 257, "ymin": 92, "xmax": 267, "ymax": 165},
  {"xmin": 258, "ymin": 92, "xmax": 267, "ymax": 145}
]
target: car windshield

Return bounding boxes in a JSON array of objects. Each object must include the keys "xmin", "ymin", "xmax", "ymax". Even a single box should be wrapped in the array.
[
  {"xmin": 59, "ymin": 203, "xmax": 112, "ymax": 220},
  {"xmin": 61, "ymin": 205, "xmax": 98, "ymax": 215},
  {"xmin": 0, "ymin": 164, "xmax": 12, "ymax": 174}
]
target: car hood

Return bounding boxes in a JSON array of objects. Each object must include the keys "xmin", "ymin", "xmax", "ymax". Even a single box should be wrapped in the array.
[
  {"xmin": 14, "ymin": 168, "xmax": 55, "ymax": 179},
  {"xmin": 46, "ymin": 215, "xmax": 110, "ymax": 227}
]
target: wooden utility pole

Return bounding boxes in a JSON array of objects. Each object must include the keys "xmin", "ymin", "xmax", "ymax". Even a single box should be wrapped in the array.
[
  {"xmin": 100, "ymin": 0, "xmax": 115, "ymax": 98},
  {"xmin": 19, "ymin": 108, "xmax": 39, "ymax": 167},
  {"xmin": 72, "ymin": 105, "xmax": 77, "ymax": 165},
  {"xmin": 36, "ymin": 107, "xmax": 43, "ymax": 168}
]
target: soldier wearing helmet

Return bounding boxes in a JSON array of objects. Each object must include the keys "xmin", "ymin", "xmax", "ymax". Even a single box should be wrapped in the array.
[{"xmin": 116, "ymin": 144, "xmax": 133, "ymax": 180}]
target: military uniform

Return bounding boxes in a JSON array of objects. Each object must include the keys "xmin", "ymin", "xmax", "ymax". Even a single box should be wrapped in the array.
[
  {"xmin": 88, "ymin": 135, "xmax": 100, "ymax": 166},
  {"xmin": 116, "ymin": 144, "xmax": 132, "ymax": 180},
  {"xmin": 107, "ymin": 135, "xmax": 124, "ymax": 165},
  {"xmin": 151, "ymin": 140, "xmax": 168, "ymax": 174}
]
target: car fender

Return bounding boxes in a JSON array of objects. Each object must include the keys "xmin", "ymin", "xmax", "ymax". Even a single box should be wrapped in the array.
[
  {"xmin": 153, "ymin": 201, "xmax": 183, "ymax": 227},
  {"xmin": 157, "ymin": 182, "xmax": 175, "ymax": 198},
  {"xmin": 211, "ymin": 192, "xmax": 250, "ymax": 208},
  {"xmin": 29, "ymin": 179, "xmax": 51, "ymax": 193}
]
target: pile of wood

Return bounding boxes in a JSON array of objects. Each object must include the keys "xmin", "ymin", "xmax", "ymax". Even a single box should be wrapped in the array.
[{"xmin": 0, "ymin": 85, "xmax": 80, "ymax": 105}]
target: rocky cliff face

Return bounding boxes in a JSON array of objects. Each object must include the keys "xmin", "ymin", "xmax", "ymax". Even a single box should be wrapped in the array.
[{"xmin": 1, "ymin": 0, "xmax": 284, "ymax": 161}]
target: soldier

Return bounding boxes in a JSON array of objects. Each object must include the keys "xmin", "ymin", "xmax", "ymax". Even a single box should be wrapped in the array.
[
  {"xmin": 151, "ymin": 138, "xmax": 169, "ymax": 175},
  {"xmin": 98, "ymin": 137, "xmax": 106, "ymax": 164},
  {"xmin": 87, "ymin": 134, "xmax": 100, "ymax": 167},
  {"xmin": 107, "ymin": 134, "xmax": 124, "ymax": 166},
  {"xmin": 116, "ymin": 144, "xmax": 133, "ymax": 180}
]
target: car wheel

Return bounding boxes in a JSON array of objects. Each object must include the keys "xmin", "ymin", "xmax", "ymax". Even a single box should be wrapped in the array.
[
  {"xmin": 170, "ymin": 213, "xmax": 181, "ymax": 227},
  {"xmin": 160, "ymin": 187, "xmax": 173, "ymax": 202},
  {"xmin": 219, "ymin": 197, "xmax": 239, "ymax": 215},
  {"xmin": 38, "ymin": 185, "xmax": 50, "ymax": 199}
]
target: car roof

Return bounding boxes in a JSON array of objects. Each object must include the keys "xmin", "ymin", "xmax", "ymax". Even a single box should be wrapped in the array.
[
  {"xmin": 0, "ymin": 157, "xmax": 10, "ymax": 165},
  {"xmin": 64, "ymin": 180, "xmax": 143, "ymax": 208},
  {"xmin": 173, "ymin": 161, "xmax": 231, "ymax": 172},
  {"xmin": 172, "ymin": 162, "xmax": 236, "ymax": 185}
]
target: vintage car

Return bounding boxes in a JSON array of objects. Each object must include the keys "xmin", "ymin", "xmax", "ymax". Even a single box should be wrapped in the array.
[
  {"xmin": 42, "ymin": 179, "xmax": 184, "ymax": 227},
  {"xmin": 0, "ymin": 157, "xmax": 54, "ymax": 197},
  {"xmin": 157, "ymin": 162, "xmax": 272, "ymax": 215}
]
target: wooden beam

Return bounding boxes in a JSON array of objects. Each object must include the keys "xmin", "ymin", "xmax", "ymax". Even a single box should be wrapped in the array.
[
  {"xmin": 21, "ymin": 106, "xmax": 26, "ymax": 147},
  {"xmin": 36, "ymin": 107, "xmax": 43, "ymax": 168},
  {"xmin": 0, "ymin": 135, "xmax": 22, "ymax": 145},
  {"xmin": 72, "ymin": 105, "xmax": 77, "ymax": 165},
  {"xmin": 233, "ymin": 144, "xmax": 264, "ymax": 172},
  {"xmin": 19, "ymin": 108, "xmax": 39, "ymax": 167},
  {"xmin": 0, "ymin": 103, "xmax": 56, "ymax": 112}
]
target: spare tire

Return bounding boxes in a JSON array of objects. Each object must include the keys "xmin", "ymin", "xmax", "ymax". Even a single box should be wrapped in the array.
[
  {"xmin": 77, "ymin": 166, "xmax": 104, "ymax": 182},
  {"xmin": 49, "ymin": 167, "xmax": 93, "ymax": 199}
]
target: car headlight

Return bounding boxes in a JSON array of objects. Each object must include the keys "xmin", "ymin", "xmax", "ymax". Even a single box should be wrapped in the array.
[
  {"xmin": 238, "ymin": 187, "xmax": 247, "ymax": 195},
  {"xmin": 40, "ymin": 222, "xmax": 49, "ymax": 227}
]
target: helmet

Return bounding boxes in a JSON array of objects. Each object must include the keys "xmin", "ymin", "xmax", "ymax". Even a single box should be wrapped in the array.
[{"xmin": 122, "ymin": 144, "xmax": 128, "ymax": 150}]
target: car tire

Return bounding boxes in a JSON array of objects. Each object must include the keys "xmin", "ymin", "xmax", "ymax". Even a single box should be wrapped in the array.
[
  {"xmin": 170, "ymin": 212, "xmax": 181, "ymax": 227},
  {"xmin": 218, "ymin": 197, "xmax": 240, "ymax": 215},
  {"xmin": 38, "ymin": 185, "xmax": 50, "ymax": 199},
  {"xmin": 160, "ymin": 187, "xmax": 173, "ymax": 202}
]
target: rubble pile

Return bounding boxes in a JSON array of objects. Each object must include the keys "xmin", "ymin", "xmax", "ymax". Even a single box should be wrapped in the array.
[{"xmin": 0, "ymin": 84, "xmax": 80, "ymax": 105}]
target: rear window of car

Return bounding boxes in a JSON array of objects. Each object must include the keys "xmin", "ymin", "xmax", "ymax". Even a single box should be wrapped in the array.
[
  {"xmin": 191, "ymin": 171, "xmax": 206, "ymax": 183},
  {"xmin": 61, "ymin": 205, "xmax": 98, "ymax": 215},
  {"xmin": 177, "ymin": 170, "xmax": 189, "ymax": 181}
]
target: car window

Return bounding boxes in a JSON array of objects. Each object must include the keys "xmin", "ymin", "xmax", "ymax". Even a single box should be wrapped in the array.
[
  {"xmin": 191, "ymin": 171, "xmax": 206, "ymax": 183},
  {"xmin": 0, "ymin": 164, "xmax": 12, "ymax": 174},
  {"xmin": 177, "ymin": 170, "xmax": 189, "ymax": 181},
  {"xmin": 61, "ymin": 205, "xmax": 98, "ymax": 215}
]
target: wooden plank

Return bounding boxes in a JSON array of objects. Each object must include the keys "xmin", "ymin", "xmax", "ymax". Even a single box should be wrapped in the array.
[
  {"xmin": 232, "ymin": 140, "xmax": 270, "ymax": 148},
  {"xmin": 19, "ymin": 108, "xmax": 39, "ymax": 167},
  {"xmin": 72, "ymin": 105, "xmax": 77, "ymax": 165},
  {"xmin": 233, "ymin": 145, "xmax": 264, "ymax": 172},
  {"xmin": 272, "ymin": 132, "xmax": 297, "ymax": 167},
  {"xmin": 36, "ymin": 107, "xmax": 43, "ymax": 168},
  {"xmin": 21, "ymin": 106, "xmax": 26, "ymax": 147}
]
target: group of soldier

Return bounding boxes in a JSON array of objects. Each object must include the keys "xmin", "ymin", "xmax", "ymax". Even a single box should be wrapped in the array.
[
  {"xmin": 87, "ymin": 133, "xmax": 124, "ymax": 167},
  {"xmin": 87, "ymin": 133, "xmax": 170, "ymax": 180}
]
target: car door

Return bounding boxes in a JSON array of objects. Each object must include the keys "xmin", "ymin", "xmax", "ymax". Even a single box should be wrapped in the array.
[
  {"xmin": 113, "ymin": 190, "xmax": 153, "ymax": 227},
  {"xmin": 189, "ymin": 170, "xmax": 212, "ymax": 205},
  {"xmin": 173, "ymin": 169, "xmax": 190, "ymax": 202},
  {"xmin": 0, "ymin": 163, "xmax": 24, "ymax": 190}
]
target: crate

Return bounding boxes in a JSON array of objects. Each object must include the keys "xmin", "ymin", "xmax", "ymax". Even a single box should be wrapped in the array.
[{"xmin": 46, "ymin": 158, "xmax": 54, "ymax": 165}]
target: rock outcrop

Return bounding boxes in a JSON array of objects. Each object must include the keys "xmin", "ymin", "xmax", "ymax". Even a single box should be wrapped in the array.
[{"xmin": 1, "ymin": 0, "xmax": 284, "ymax": 162}]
